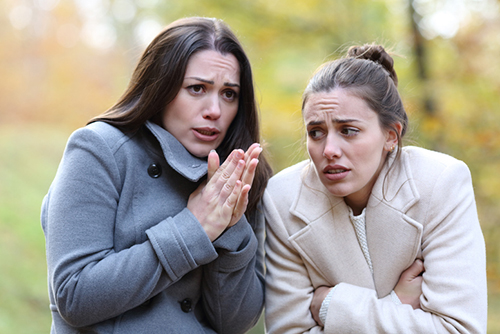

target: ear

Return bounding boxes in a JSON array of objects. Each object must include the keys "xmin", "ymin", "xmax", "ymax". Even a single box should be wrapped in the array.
[{"xmin": 384, "ymin": 122, "xmax": 402, "ymax": 152}]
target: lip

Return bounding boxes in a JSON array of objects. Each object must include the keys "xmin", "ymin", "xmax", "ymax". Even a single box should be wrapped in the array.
[
  {"xmin": 192, "ymin": 127, "xmax": 220, "ymax": 141},
  {"xmin": 322, "ymin": 164, "xmax": 350, "ymax": 181}
]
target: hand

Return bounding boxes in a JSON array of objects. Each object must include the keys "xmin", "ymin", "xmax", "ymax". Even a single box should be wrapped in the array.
[
  {"xmin": 188, "ymin": 149, "xmax": 247, "ymax": 241},
  {"xmin": 310, "ymin": 285, "xmax": 333, "ymax": 327},
  {"xmin": 394, "ymin": 259, "xmax": 424, "ymax": 309},
  {"xmin": 205, "ymin": 144, "xmax": 261, "ymax": 227}
]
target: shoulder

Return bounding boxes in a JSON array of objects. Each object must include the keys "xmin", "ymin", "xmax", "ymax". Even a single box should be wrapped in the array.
[
  {"xmin": 400, "ymin": 146, "xmax": 472, "ymax": 200},
  {"xmin": 402, "ymin": 146, "xmax": 470, "ymax": 177},
  {"xmin": 403, "ymin": 146, "xmax": 463, "ymax": 168},
  {"xmin": 264, "ymin": 160, "xmax": 313, "ymax": 216},
  {"xmin": 266, "ymin": 160, "xmax": 310, "ymax": 196},
  {"xmin": 68, "ymin": 122, "xmax": 131, "ymax": 154}
]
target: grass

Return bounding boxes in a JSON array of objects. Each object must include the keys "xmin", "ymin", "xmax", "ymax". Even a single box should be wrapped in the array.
[
  {"xmin": 0, "ymin": 123, "xmax": 69, "ymax": 333},
  {"xmin": 0, "ymin": 122, "xmax": 498, "ymax": 333}
]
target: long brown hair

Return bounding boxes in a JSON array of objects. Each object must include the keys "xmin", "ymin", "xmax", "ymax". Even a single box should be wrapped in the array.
[{"xmin": 89, "ymin": 17, "xmax": 272, "ymax": 214}]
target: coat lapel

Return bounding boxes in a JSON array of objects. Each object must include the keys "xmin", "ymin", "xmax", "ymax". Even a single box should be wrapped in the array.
[
  {"xmin": 366, "ymin": 151, "xmax": 423, "ymax": 297},
  {"xmin": 288, "ymin": 163, "xmax": 375, "ymax": 289}
]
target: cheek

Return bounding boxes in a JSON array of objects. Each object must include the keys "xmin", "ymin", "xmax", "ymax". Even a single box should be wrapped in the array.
[
  {"xmin": 355, "ymin": 141, "xmax": 386, "ymax": 170},
  {"xmin": 307, "ymin": 140, "xmax": 322, "ymax": 161},
  {"xmin": 222, "ymin": 106, "xmax": 239, "ymax": 128},
  {"xmin": 162, "ymin": 101, "xmax": 185, "ymax": 126}
]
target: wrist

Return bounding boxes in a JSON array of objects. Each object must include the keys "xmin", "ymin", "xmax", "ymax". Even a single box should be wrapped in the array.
[{"xmin": 318, "ymin": 287, "xmax": 336, "ymax": 326}]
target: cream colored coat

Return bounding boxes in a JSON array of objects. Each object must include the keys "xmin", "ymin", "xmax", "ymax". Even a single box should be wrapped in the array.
[{"xmin": 264, "ymin": 146, "xmax": 487, "ymax": 334}]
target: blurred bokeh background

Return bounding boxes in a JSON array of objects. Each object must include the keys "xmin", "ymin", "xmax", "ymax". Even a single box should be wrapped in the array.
[{"xmin": 1, "ymin": 0, "xmax": 499, "ymax": 333}]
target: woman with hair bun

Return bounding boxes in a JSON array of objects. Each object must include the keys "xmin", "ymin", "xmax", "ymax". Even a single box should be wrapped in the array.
[
  {"xmin": 264, "ymin": 44, "xmax": 487, "ymax": 333},
  {"xmin": 41, "ymin": 17, "xmax": 272, "ymax": 333}
]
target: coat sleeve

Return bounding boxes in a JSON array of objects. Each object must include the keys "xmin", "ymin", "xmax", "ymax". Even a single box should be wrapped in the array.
[
  {"xmin": 200, "ymin": 203, "xmax": 266, "ymax": 334},
  {"xmin": 42, "ymin": 127, "xmax": 219, "ymax": 327},
  {"xmin": 264, "ymin": 190, "xmax": 323, "ymax": 334},
  {"xmin": 264, "ymin": 161, "xmax": 487, "ymax": 334}
]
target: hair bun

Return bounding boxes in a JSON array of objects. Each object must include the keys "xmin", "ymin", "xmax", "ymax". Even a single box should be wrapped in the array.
[{"xmin": 347, "ymin": 44, "xmax": 398, "ymax": 86}]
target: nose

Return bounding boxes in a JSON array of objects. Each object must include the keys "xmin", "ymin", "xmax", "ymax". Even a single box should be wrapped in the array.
[
  {"xmin": 323, "ymin": 134, "xmax": 342, "ymax": 160},
  {"xmin": 202, "ymin": 94, "xmax": 221, "ymax": 120}
]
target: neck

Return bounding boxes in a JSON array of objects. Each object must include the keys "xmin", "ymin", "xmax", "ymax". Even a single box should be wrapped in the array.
[{"xmin": 344, "ymin": 198, "xmax": 366, "ymax": 216}]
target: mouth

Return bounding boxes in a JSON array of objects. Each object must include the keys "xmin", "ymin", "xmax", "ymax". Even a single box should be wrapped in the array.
[
  {"xmin": 325, "ymin": 169, "xmax": 347, "ymax": 174},
  {"xmin": 192, "ymin": 127, "xmax": 220, "ymax": 141},
  {"xmin": 196, "ymin": 129, "xmax": 218, "ymax": 136},
  {"xmin": 323, "ymin": 165, "xmax": 349, "ymax": 173},
  {"xmin": 323, "ymin": 165, "xmax": 350, "ymax": 180}
]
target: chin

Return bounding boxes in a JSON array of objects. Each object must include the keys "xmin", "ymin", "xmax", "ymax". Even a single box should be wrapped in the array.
[
  {"xmin": 190, "ymin": 150, "xmax": 211, "ymax": 158},
  {"xmin": 185, "ymin": 145, "xmax": 213, "ymax": 158},
  {"xmin": 322, "ymin": 183, "xmax": 351, "ymax": 198},
  {"xmin": 326, "ymin": 189, "xmax": 349, "ymax": 198}
]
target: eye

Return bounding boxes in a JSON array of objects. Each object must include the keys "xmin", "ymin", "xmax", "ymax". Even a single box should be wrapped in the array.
[
  {"xmin": 222, "ymin": 89, "xmax": 238, "ymax": 102},
  {"xmin": 188, "ymin": 85, "xmax": 205, "ymax": 95},
  {"xmin": 340, "ymin": 127, "xmax": 359, "ymax": 137},
  {"xmin": 308, "ymin": 129, "xmax": 325, "ymax": 140}
]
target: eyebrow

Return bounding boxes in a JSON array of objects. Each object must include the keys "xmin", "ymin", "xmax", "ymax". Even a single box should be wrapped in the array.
[
  {"xmin": 306, "ymin": 118, "xmax": 359, "ymax": 126},
  {"xmin": 186, "ymin": 76, "xmax": 240, "ymax": 88}
]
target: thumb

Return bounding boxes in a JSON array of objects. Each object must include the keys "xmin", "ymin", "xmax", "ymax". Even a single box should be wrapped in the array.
[
  {"xmin": 403, "ymin": 259, "xmax": 424, "ymax": 280},
  {"xmin": 207, "ymin": 150, "xmax": 220, "ymax": 180}
]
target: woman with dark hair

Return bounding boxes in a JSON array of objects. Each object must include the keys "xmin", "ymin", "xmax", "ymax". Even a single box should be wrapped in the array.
[
  {"xmin": 264, "ymin": 44, "xmax": 487, "ymax": 333},
  {"xmin": 41, "ymin": 17, "xmax": 272, "ymax": 333}
]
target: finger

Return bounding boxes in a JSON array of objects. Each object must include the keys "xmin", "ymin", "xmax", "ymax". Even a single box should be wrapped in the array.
[
  {"xmin": 223, "ymin": 180, "xmax": 243, "ymax": 218},
  {"xmin": 209, "ymin": 150, "xmax": 233, "ymax": 182},
  {"xmin": 229, "ymin": 184, "xmax": 251, "ymax": 227},
  {"xmin": 241, "ymin": 144, "xmax": 262, "ymax": 184},
  {"xmin": 244, "ymin": 143, "xmax": 262, "ymax": 164},
  {"xmin": 210, "ymin": 149, "xmax": 244, "ymax": 192},
  {"xmin": 207, "ymin": 150, "xmax": 220, "ymax": 181},
  {"xmin": 241, "ymin": 157, "xmax": 259, "ymax": 187},
  {"xmin": 235, "ymin": 158, "xmax": 258, "ymax": 215},
  {"xmin": 218, "ymin": 158, "xmax": 246, "ymax": 207}
]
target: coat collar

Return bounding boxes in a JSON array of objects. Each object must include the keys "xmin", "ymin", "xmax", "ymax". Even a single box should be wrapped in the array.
[
  {"xmin": 367, "ymin": 148, "xmax": 420, "ymax": 212},
  {"xmin": 289, "ymin": 150, "xmax": 423, "ymax": 297},
  {"xmin": 365, "ymin": 150, "xmax": 423, "ymax": 296},
  {"xmin": 145, "ymin": 121, "xmax": 208, "ymax": 182}
]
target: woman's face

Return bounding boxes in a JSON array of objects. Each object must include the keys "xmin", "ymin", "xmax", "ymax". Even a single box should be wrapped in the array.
[
  {"xmin": 304, "ymin": 89, "xmax": 397, "ymax": 211},
  {"xmin": 161, "ymin": 50, "xmax": 240, "ymax": 157}
]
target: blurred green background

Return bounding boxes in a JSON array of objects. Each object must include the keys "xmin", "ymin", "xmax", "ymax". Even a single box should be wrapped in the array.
[{"xmin": 1, "ymin": 0, "xmax": 499, "ymax": 333}]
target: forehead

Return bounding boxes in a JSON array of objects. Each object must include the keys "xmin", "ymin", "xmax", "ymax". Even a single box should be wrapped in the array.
[
  {"xmin": 303, "ymin": 89, "xmax": 377, "ymax": 123},
  {"xmin": 185, "ymin": 50, "xmax": 240, "ymax": 81}
]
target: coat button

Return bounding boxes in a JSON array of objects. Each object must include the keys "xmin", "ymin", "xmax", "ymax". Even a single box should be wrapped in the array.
[
  {"xmin": 179, "ymin": 298, "xmax": 192, "ymax": 313},
  {"xmin": 147, "ymin": 163, "xmax": 162, "ymax": 178}
]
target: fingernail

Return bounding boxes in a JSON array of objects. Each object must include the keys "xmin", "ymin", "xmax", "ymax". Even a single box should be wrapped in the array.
[{"xmin": 210, "ymin": 149, "xmax": 216, "ymax": 153}]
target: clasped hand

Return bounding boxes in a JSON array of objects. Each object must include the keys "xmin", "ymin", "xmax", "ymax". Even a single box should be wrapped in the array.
[{"xmin": 187, "ymin": 144, "xmax": 262, "ymax": 241}]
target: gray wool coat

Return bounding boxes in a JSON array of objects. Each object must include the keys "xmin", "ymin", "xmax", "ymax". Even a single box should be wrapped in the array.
[{"xmin": 41, "ymin": 121, "xmax": 265, "ymax": 334}]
